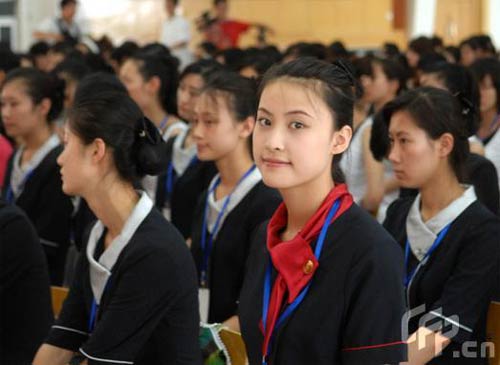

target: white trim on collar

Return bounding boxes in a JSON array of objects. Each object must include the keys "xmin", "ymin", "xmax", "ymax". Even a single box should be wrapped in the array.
[
  {"xmin": 406, "ymin": 185, "xmax": 477, "ymax": 261},
  {"xmin": 86, "ymin": 192, "xmax": 153, "ymax": 304}
]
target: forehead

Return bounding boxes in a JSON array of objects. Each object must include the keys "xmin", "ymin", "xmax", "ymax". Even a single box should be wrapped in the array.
[
  {"xmin": 259, "ymin": 79, "xmax": 331, "ymax": 116},
  {"xmin": 180, "ymin": 74, "xmax": 204, "ymax": 89},
  {"xmin": 1, "ymin": 79, "xmax": 29, "ymax": 98},
  {"xmin": 195, "ymin": 90, "xmax": 227, "ymax": 113},
  {"xmin": 389, "ymin": 110, "xmax": 420, "ymax": 133}
]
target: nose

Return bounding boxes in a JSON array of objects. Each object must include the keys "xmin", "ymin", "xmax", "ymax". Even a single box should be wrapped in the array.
[
  {"xmin": 190, "ymin": 119, "xmax": 203, "ymax": 141},
  {"xmin": 263, "ymin": 123, "xmax": 285, "ymax": 152},
  {"xmin": 56, "ymin": 148, "xmax": 65, "ymax": 167},
  {"xmin": 388, "ymin": 141, "xmax": 399, "ymax": 164}
]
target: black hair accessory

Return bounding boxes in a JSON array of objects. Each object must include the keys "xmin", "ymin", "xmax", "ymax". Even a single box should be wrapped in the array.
[
  {"xmin": 136, "ymin": 116, "xmax": 162, "ymax": 145},
  {"xmin": 333, "ymin": 59, "xmax": 362, "ymax": 98},
  {"xmin": 453, "ymin": 91, "xmax": 475, "ymax": 117}
]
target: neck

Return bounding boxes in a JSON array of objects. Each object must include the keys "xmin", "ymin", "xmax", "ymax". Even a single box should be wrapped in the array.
[
  {"xmin": 280, "ymin": 170, "xmax": 334, "ymax": 240},
  {"xmin": 373, "ymin": 94, "xmax": 394, "ymax": 113},
  {"xmin": 478, "ymin": 108, "xmax": 498, "ymax": 138},
  {"xmin": 419, "ymin": 166, "xmax": 464, "ymax": 221},
  {"xmin": 144, "ymin": 103, "xmax": 168, "ymax": 129},
  {"xmin": 23, "ymin": 123, "xmax": 52, "ymax": 151},
  {"xmin": 215, "ymin": 142, "xmax": 253, "ymax": 188},
  {"xmin": 84, "ymin": 179, "xmax": 140, "ymax": 248}
]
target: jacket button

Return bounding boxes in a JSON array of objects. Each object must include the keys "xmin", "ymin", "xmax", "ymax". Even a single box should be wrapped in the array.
[{"xmin": 303, "ymin": 259, "xmax": 314, "ymax": 274}]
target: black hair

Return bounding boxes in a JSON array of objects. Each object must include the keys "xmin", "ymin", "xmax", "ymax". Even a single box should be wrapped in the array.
[
  {"xmin": 169, "ymin": 0, "xmax": 179, "ymax": 5},
  {"xmin": 50, "ymin": 41, "xmax": 75, "ymax": 56},
  {"xmin": 283, "ymin": 42, "xmax": 328, "ymax": 61},
  {"xmin": 53, "ymin": 58, "xmax": 90, "ymax": 82},
  {"xmin": 408, "ymin": 36, "xmax": 434, "ymax": 56},
  {"xmin": 214, "ymin": 0, "xmax": 226, "ymax": 5},
  {"xmin": 420, "ymin": 62, "xmax": 480, "ymax": 135},
  {"xmin": 216, "ymin": 48, "xmax": 246, "ymax": 72},
  {"xmin": 240, "ymin": 50, "xmax": 276, "ymax": 78},
  {"xmin": 202, "ymin": 68, "xmax": 257, "ymax": 122},
  {"xmin": 198, "ymin": 42, "xmax": 218, "ymax": 59},
  {"xmin": 464, "ymin": 35, "xmax": 496, "ymax": 54},
  {"xmin": 83, "ymin": 53, "xmax": 115, "ymax": 73},
  {"xmin": 74, "ymin": 72, "xmax": 127, "ymax": 105},
  {"xmin": 3, "ymin": 68, "xmax": 64, "ymax": 122},
  {"xmin": 258, "ymin": 57, "xmax": 358, "ymax": 182},
  {"xmin": 141, "ymin": 42, "xmax": 172, "ymax": 58},
  {"xmin": 371, "ymin": 57, "xmax": 408, "ymax": 95},
  {"xmin": 328, "ymin": 41, "xmax": 350, "ymax": 61},
  {"xmin": 29, "ymin": 41, "xmax": 50, "ymax": 56},
  {"xmin": 110, "ymin": 41, "xmax": 139, "ymax": 67},
  {"xmin": 383, "ymin": 42, "xmax": 401, "ymax": 58},
  {"xmin": 444, "ymin": 46, "xmax": 460, "ymax": 63},
  {"xmin": 370, "ymin": 87, "xmax": 470, "ymax": 181},
  {"xmin": 416, "ymin": 52, "xmax": 447, "ymax": 71},
  {"xmin": 470, "ymin": 57, "xmax": 500, "ymax": 113},
  {"xmin": 68, "ymin": 90, "xmax": 168, "ymax": 183},
  {"xmin": 0, "ymin": 49, "xmax": 20, "ymax": 73},
  {"xmin": 180, "ymin": 59, "xmax": 223, "ymax": 82},
  {"xmin": 60, "ymin": 0, "xmax": 76, "ymax": 8},
  {"xmin": 128, "ymin": 49, "xmax": 180, "ymax": 115}
]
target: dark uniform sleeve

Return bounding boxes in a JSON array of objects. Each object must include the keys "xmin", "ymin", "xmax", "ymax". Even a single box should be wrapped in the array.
[
  {"xmin": 422, "ymin": 218, "xmax": 500, "ymax": 343},
  {"xmin": 79, "ymin": 248, "xmax": 196, "ymax": 365},
  {"xmin": 46, "ymin": 252, "xmax": 90, "ymax": 351},
  {"xmin": 340, "ymin": 235, "xmax": 408, "ymax": 364}
]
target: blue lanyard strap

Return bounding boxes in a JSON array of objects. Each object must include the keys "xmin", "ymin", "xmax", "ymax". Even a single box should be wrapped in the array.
[
  {"xmin": 165, "ymin": 156, "xmax": 198, "ymax": 200},
  {"xmin": 199, "ymin": 164, "xmax": 256, "ymax": 287},
  {"xmin": 404, "ymin": 223, "xmax": 451, "ymax": 288},
  {"xmin": 5, "ymin": 169, "xmax": 34, "ymax": 204},
  {"xmin": 88, "ymin": 278, "xmax": 112, "ymax": 333},
  {"xmin": 158, "ymin": 115, "xmax": 169, "ymax": 132},
  {"xmin": 261, "ymin": 199, "xmax": 341, "ymax": 364}
]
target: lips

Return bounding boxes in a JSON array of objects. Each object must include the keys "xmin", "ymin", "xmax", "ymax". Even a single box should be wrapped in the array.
[{"xmin": 261, "ymin": 157, "xmax": 291, "ymax": 167}]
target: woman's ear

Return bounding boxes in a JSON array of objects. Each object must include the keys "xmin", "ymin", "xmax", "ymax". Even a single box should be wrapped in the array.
[
  {"xmin": 146, "ymin": 75, "xmax": 161, "ymax": 95},
  {"xmin": 330, "ymin": 125, "xmax": 352, "ymax": 155},
  {"xmin": 91, "ymin": 138, "xmax": 107, "ymax": 164},
  {"xmin": 239, "ymin": 116, "xmax": 256, "ymax": 139},
  {"xmin": 38, "ymin": 98, "xmax": 52, "ymax": 118},
  {"xmin": 438, "ymin": 132, "xmax": 455, "ymax": 158}
]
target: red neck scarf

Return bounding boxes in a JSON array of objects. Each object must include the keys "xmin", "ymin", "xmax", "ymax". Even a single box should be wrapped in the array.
[{"xmin": 262, "ymin": 183, "xmax": 353, "ymax": 356}]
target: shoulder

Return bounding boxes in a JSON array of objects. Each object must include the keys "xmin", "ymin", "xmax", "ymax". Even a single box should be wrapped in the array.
[
  {"xmin": 466, "ymin": 152, "xmax": 497, "ymax": 174},
  {"xmin": 0, "ymin": 201, "xmax": 41, "ymax": 256},
  {"xmin": 459, "ymin": 200, "xmax": 500, "ymax": 234}
]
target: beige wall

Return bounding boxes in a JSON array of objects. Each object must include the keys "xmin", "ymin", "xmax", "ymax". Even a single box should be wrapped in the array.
[{"xmin": 181, "ymin": 0, "xmax": 407, "ymax": 50}]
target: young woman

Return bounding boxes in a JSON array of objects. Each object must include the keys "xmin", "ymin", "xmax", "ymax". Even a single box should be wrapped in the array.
[
  {"xmin": 239, "ymin": 58, "xmax": 407, "ymax": 365},
  {"xmin": 0, "ymin": 198, "xmax": 52, "ymax": 364},
  {"xmin": 470, "ymin": 58, "xmax": 500, "ymax": 201},
  {"xmin": 154, "ymin": 60, "xmax": 219, "ymax": 236},
  {"xmin": 378, "ymin": 87, "xmax": 500, "ymax": 364},
  {"xmin": 119, "ymin": 48, "xmax": 187, "ymax": 201},
  {"xmin": 1, "ymin": 68, "xmax": 73, "ymax": 285},
  {"xmin": 190, "ymin": 69, "xmax": 281, "ymax": 330},
  {"xmin": 33, "ymin": 90, "xmax": 201, "ymax": 364},
  {"xmin": 340, "ymin": 57, "xmax": 406, "ymax": 221},
  {"xmin": 411, "ymin": 61, "xmax": 499, "ymax": 214}
]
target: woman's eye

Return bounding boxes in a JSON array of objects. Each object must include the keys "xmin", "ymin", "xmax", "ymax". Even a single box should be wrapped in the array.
[
  {"xmin": 290, "ymin": 121, "xmax": 305, "ymax": 129},
  {"xmin": 389, "ymin": 138, "xmax": 395, "ymax": 145},
  {"xmin": 257, "ymin": 118, "xmax": 271, "ymax": 127}
]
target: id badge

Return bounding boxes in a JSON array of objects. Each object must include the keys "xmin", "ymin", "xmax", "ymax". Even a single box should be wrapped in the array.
[{"xmin": 198, "ymin": 288, "xmax": 210, "ymax": 323}]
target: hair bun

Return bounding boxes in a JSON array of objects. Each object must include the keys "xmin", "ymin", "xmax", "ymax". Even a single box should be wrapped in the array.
[{"xmin": 134, "ymin": 117, "xmax": 169, "ymax": 176}]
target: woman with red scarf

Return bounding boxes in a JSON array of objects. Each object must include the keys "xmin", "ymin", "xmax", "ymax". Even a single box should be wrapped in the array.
[{"xmin": 239, "ymin": 58, "xmax": 408, "ymax": 365}]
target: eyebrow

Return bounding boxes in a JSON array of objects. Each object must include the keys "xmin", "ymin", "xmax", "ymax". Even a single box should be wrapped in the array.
[
  {"xmin": 389, "ymin": 130, "xmax": 410, "ymax": 137},
  {"xmin": 257, "ymin": 107, "xmax": 314, "ymax": 118}
]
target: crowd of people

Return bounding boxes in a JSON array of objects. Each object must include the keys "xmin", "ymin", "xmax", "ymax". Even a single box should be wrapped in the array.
[{"xmin": 1, "ymin": 0, "xmax": 500, "ymax": 364}]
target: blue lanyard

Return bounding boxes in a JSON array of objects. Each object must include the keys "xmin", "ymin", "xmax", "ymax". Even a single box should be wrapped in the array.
[
  {"xmin": 88, "ymin": 278, "xmax": 112, "ymax": 333},
  {"xmin": 404, "ymin": 223, "xmax": 451, "ymax": 288},
  {"xmin": 199, "ymin": 164, "xmax": 256, "ymax": 287},
  {"xmin": 165, "ymin": 156, "xmax": 198, "ymax": 200},
  {"xmin": 261, "ymin": 199, "xmax": 341, "ymax": 365},
  {"xmin": 5, "ymin": 169, "xmax": 35, "ymax": 204},
  {"xmin": 158, "ymin": 115, "xmax": 169, "ymax": 132}
]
